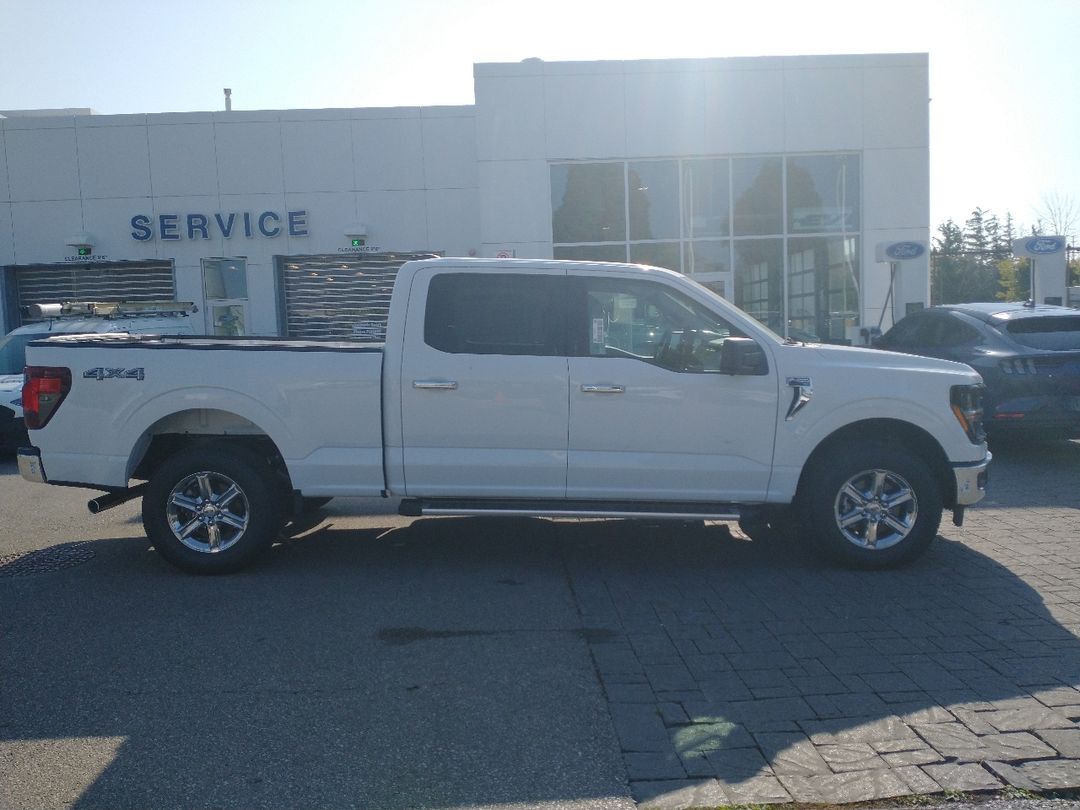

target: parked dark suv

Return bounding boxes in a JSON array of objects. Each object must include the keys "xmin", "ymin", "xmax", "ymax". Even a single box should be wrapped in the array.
[{"xmin": 876, "ymin": 302, "xmax": 1080, "ymax": 439}]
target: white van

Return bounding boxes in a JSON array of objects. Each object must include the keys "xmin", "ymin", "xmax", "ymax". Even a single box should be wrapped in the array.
[{"xmin": 1, "ymin": 301, "xmax": 199, "ymax": 450}]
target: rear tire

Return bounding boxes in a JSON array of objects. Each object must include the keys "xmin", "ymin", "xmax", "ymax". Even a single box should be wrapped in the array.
[
  {"xmin": 801, "ymin": 441, "xmax": 941, "ymax": 568},
  {"xmin": 142, "ymin": 444, "xmax": 285, "ymax": 574}
]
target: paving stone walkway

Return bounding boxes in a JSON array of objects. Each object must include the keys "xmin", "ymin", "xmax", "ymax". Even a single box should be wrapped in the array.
[{"xmin": 560, "ymin": 439, "xmax": 1080, "ymax": 807}]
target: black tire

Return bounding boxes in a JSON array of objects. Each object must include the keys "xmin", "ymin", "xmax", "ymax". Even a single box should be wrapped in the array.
[
  {"xmin": 142, "ymin": 444, "xmax": 285, "ymax": 574},
  {"xmin": 800, "ymin": 441, "xmax": 942, "ymax": 568}
]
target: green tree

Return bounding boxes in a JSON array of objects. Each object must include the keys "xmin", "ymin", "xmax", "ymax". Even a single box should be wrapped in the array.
[
  {"xmin": 932, "ymin": 213, "xmax": 1002, "ymax": 304},
  {"xmin": 996, "ymin": 257, "xmax": 1030, "ymax": 301}
]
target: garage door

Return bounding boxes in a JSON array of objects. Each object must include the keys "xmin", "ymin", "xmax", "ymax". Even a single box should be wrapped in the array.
[
  {"xmin": 14, "ymin": 261, "xmax": 176, "ymax": 312},
  {"xmin": 277, "ymin": 252, "xmax": 438, "ymax": 340}
]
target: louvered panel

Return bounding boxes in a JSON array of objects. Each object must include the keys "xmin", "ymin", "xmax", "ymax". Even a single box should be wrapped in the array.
[
  {"xmin": 16, "ymin": 262, "xmax": 176, "ymax": 311},
  {"xmin": 281, "ymin": 252, "xmax": 438, "ymax": 340}
]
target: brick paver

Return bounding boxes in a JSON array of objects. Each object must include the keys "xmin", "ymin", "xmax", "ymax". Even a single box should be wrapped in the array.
[{"xmin": 563, "ymin": 439, "xmax": 1080, "ymax": 807}]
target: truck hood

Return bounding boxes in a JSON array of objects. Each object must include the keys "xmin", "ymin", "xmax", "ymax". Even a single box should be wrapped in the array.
[{"xmin": 790, "ymin": 342, "xmax": 981, "ymax": 380}]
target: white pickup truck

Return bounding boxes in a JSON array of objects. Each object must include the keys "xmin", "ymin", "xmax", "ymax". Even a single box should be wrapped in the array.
[{"xmin": 18, "ymin": 258, "xmax": 990, "ymax": 573}]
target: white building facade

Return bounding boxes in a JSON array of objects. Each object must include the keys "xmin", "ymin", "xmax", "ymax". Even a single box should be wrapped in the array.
[{"xmin": 0, "ymin": 53, "xmax": 930, "ymax": 342}]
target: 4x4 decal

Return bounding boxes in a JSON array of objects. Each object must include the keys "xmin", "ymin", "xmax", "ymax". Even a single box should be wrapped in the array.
[{"xmin": 83, "ymin": 367, "xmax": 145, "ymax": 381}]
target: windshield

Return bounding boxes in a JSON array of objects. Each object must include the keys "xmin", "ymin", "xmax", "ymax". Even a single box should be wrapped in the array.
[
  {"xmin": 1003, "ymin": 316, "xmax": 1080, "ymax": 350},
  {"xmin": 0, "ymin": 333, "xmax": 35, "ymax": 375}
]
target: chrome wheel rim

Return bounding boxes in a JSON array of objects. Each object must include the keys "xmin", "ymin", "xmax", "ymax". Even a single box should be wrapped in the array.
[
  {"xmin": 166, "ymin": 471, "xmax": 249, "ymax": 554},
  {"xmin": 833, "ymin": 468, "xmax": 917, "ymax": 551}
]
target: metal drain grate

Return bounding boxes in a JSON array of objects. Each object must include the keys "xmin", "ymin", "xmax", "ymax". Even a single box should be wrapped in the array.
[{"xmin": 0, "ymin": 542, "xmax": 96, "ymax": 577}]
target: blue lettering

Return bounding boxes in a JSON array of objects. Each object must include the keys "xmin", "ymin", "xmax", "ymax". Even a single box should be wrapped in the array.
[
  {"xmin": 215, "ymin": 212, "xmax": 236, "ymax": 239},
  {"xmin": 159, "ymin": 214, "xmax": 180, "ymax": 240},
  {"xmin": 131, "ymin": 215, "xmax": 153, "ymax": 241},
  {"xmin": 132, "ymin": 210, "xmax": 303, "ymax": 240},
  {"xmin": 288, "ymin": 210, "xmax": 309, "ymax": 237},
  {"xmin": 257, "ymin": 211, "xmax": 281, "ymax": 237},
  {"xmin": 187, "ymin": 214, "xmax": 209, "ymax": 239}
]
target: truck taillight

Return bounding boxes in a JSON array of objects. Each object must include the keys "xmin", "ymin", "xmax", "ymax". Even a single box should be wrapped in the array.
[{"xmin": 23, "ymin": 366, "xmax": 72, "ymax": 430}]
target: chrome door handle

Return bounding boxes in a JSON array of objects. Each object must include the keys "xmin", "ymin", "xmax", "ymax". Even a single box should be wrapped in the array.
[
  {"xmin": 413, "ymin": 380, "xmax": 458, "ymax": 390},
  {"xmin": 581, "ymin": 384, "xmax": 625, "ymax": 394}
]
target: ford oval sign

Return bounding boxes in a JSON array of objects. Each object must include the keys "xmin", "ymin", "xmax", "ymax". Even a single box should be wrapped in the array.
[
  {"xmin": 885, "ymin": 242, "xmax": 926, "ymax": 261},
  {"xmin": 1025, "ymin": 236, "xmax": 1065, "ymax": 255}
]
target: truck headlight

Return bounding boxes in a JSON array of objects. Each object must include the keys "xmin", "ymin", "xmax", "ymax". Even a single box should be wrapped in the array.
[{"xmin": 950, "ymin": 384, "xmax": 986, "ymax": 444}]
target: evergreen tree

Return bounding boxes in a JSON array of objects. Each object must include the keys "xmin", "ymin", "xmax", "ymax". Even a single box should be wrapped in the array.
[{"xmin": 932, "ymin": 212, "xmax": 1001, "ymax": 303}]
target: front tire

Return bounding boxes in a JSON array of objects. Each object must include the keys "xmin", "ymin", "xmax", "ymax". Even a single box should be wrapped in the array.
[
  {"xmin": 142, "ymin": 444, "xmax": 285, "ymax": 574},
  {"xmin": 801, "ymin": 441, "xmax": 942, "ymax": 568}
]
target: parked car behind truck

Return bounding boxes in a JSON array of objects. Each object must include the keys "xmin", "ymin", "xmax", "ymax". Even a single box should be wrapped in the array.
[
  {"xmin": 876, "ymin": 302, "xmax": 1080, "ymax": 440},
  {"xmin": 18, "ymin": 259, "xmax": 990, "ymax": 573}
]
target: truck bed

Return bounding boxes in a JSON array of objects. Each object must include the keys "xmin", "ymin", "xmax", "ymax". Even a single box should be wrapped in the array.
[{"xmin": 24, "ymin": 334, "xmax": 388, "ymax": 496}]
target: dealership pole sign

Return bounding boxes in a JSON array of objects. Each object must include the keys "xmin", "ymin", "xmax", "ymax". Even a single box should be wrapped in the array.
[
  {"xmin": 875, "ymin": 241, "xmax": 927, "ymax": 263},
  {"xmin": 1011, "ymin": 236, "xmax": 1066, "ymax": 258},
  {"xmin": 874, "ymin": 241, "xmax": 929, "ymax": 332},
  {"xmin": 1012, "ymin": 236, "xmax": 1067, "ymax": 306}
]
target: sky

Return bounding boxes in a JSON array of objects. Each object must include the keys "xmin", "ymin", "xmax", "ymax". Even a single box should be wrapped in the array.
[{"xmin": 1, "ymin": 0, "xmax": 1077, "ymax": 237}]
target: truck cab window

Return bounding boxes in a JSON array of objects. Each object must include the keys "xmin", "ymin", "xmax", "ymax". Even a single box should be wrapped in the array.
[
  {"xmin": 574, "ymin": 277, "xmax": 741, "ymax": 372},
  {"xmin": 424, "ymin": 273, "xmax": 566, "ymax": 356}
]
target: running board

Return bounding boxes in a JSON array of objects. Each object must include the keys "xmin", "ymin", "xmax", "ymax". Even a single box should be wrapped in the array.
[{"xmin": 398, "ymin": 498, "xmax": 742, "ymax": 521}]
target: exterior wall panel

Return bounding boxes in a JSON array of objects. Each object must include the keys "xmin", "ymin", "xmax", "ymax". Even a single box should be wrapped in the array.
[{"xmin": 0, "ymin": 55, "xmax": 927, "ymax": 337}]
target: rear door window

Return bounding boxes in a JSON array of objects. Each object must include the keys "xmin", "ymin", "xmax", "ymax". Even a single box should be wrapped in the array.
[{"xmin": 424, "ymin": 273, "xmax": 566, "ymax": 356}]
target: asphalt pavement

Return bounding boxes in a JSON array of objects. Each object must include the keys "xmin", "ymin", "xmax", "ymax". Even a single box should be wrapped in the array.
[{"xmin": 2, "ymin": 439, "xmax": 1080, "ymax": 810}]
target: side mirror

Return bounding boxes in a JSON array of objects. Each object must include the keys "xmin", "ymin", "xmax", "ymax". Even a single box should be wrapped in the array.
[{"xmin": 720, "ymin": 337, "xmax": 768, "ymax": 375}]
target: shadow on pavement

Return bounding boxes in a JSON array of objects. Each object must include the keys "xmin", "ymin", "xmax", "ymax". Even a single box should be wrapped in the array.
[{"xmin": 1, "ymin": 441, "xmax": 1079, "ymax": 808}]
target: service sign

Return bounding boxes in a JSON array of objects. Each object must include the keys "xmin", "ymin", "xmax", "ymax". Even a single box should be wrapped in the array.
[{"xmin": 131, "ymin": 210, "xmax": 309, "ymax": 241}]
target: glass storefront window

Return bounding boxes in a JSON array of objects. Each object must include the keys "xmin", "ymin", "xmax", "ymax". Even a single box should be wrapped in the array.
[
  {"xmin": 732, "ymin": 157, "xmax": 783, "ymax": 236},
  {"xmin": 787, "ymin": 154, "xmax": 860, "ymax": 234},
  {"xmin": 628, "ymin": 161, "xmax": 679, "ymax": 240},
  {"xmin": 554, "ymin": 244, "xmax": 628, "ymax": 263},
  {"xmin": 550, "ymin": 155, "xmax": 862, "ymax": 333},
  {"xmin": 787, "ymin": 236, "xmax": 860, "ymax": 342},
  {"xmin": 629, "ymin": 241, "xmax": 681, "ymax": 272},
  {"xmin": 202, "ymin": 258, "xmax": 248, "ymax": 299},
  {"xmin": 682, "ymin": 159, "xmax": 730, "ymax": 237},
  {"xmin": 684, "ymin": 240, "xmax": 730, "ymax": 277},
  {"xmin": 734, "ymin": 239, "xmax": 783, "ymax": 332},
  {"xmin": 211, "ymin": 304, "xmax": 246, "ymax": 337},
  {"xmin": 551, "ymin": 163, "xmax": 626, "ymax": 243},
  {"xmin": 202, "ymin": 257, "xmax": 248, "ymax": 336}
]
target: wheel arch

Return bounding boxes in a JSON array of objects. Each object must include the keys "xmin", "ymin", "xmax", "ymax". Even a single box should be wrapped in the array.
[
  {"xmin": 796, "ymin": 418, "xmax": 956, "ymax": 509},
  {"xmin": 127, "ymin": 408, "xmax": 291, "ymax": 490}
]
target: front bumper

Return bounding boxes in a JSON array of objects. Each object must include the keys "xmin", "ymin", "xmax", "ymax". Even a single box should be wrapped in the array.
[
  {"xmin": 953, "ymin": 452, "xmax": 991, "ymax": 506},
  {"xmin": 17, "ymin": 446, "xmax": 47, "ymax": 484}
]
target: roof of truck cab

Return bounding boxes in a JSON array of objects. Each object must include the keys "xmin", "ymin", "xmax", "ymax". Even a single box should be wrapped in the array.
[
  {"xmin": 397, "ymin": 260, "xmax": 682, "ymax": 285},
  {"xmin": 402, "ymin": 256, "xmax": 680, "ymax": 277}
]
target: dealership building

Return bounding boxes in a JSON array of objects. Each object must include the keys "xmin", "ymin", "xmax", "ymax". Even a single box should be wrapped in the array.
[{"xmin": 0, "ymin": 53, "xmax": 930, "ymax": 342}]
